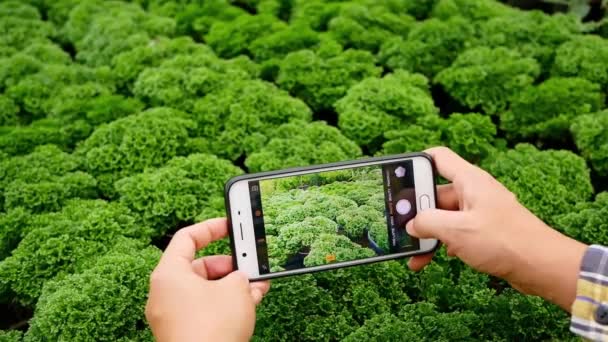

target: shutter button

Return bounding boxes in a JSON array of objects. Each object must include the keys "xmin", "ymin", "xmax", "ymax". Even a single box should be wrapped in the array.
[{"xmin": 595, "ymin": 303, "xmax": 608, "ymax": 325}]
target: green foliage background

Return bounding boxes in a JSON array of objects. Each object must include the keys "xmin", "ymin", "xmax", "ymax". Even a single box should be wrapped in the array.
[{"xmin": 0, "ymin": 0, "xmax": 606, "ymax": 340}]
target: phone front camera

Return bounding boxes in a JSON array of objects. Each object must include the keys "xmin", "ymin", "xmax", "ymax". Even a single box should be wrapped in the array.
[{"xmin": 242, "ymin": 252, "xmax": 247, "ymax": 257}]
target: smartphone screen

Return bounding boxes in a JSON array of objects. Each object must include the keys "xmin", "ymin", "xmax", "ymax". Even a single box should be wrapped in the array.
[{"xmin": 247, "ymin": 160, "xmax": 419, "ymax": 275}]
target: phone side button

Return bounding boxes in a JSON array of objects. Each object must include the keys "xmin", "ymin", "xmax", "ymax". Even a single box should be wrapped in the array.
[{"xmin": 419, "ymin": 195, "xmax": 430, "ymax": 210}]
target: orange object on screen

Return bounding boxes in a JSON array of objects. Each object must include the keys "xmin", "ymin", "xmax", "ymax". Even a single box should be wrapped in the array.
[{"xmin": 325, "ymin": 254, "xmax": 336, "ymax": 263}]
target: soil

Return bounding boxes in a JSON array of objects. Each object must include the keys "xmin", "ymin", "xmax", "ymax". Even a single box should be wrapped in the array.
[{"xmin": 0, "ymin": 301, "xmax": 32, "ymax": 331}]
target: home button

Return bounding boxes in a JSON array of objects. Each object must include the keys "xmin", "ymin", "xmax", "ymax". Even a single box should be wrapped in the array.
[{"xmin": 419, "ymin": 195, "xmax": 430, "ymax": 210}]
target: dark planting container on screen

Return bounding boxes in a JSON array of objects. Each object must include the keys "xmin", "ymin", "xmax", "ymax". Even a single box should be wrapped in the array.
[
  {"xmin": 366, "ymin": 229, "xmax": 385, "ymax": 256},
  {"xmin": 283, "ymin": 246, "xmax": 310, "ymax": 270}
]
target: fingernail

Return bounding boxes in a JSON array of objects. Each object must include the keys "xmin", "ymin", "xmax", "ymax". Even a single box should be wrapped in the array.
[
  {"xmin": 406, "ymin": 221, "xmax": 414, "ymax": 235},
  {"xmin": 251, "ymin": 288, "xmax": 262, "ymax": 303}
]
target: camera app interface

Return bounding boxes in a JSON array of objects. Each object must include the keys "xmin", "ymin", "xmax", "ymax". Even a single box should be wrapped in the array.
[{"xmin": 248, "ymin": 160, "xmax": 419, "ymax": 275}]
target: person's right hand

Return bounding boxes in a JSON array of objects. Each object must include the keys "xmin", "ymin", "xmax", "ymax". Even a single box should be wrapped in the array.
[{"xmin": 407, "ymin": 147, "xmax": 587, "ymax": 311}]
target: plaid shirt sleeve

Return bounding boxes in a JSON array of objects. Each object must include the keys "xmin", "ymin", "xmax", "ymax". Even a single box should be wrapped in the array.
[{"xmin": 571, "ymin": 245, "xmax": 608, "ymax": 341}]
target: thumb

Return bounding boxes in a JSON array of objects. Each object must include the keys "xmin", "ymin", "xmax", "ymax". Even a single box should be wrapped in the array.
[{"xmin": 407, "ymin": 209, "xmax": 466, "ymax": 244}]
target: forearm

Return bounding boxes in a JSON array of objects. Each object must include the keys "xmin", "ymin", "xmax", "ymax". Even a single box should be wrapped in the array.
[
  {"xmin": 526, "ymin": 230, "xmax": 586, "ymax": 311},
  {"xmin": 505, "ymin": 216, "xmax": 587, "ymax": 311},
  {"xmin": 151, "ymin": 321, "xmax": 248, "ymax": 342}
]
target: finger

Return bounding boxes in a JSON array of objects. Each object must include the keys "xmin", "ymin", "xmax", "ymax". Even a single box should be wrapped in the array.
[
  {"xmin": 408, "ymin": 253, "xmax": 434, "ymax": 272},
  {"xmin": 250, "ymin": 281, "xmax": 270, "ymax": 305},
  {"xmin": 221, "ymin": 271, "xmax": 252, "ymax": 301},
  {"xmin": 160, "ymin": 218, "xmax": 228, "ymax": 268},
  {"xmin": 219, "ymin": 271, "xmax": 250, "ymax": 291},
  {"xmin": 406, "ymin": 209, "xmax": 467, "ymax": 244},
  {"xmin": 436, "ymin": 184, "xmax": 459, "ymax": 210},
  {"xmin": 424, "ymin": 146, "xmax": 475, "ymax": 183},
  {"xmin": 192, "ymin": 255, "xmax": 233, "ymax": 280},
  {"xmin": 250, "ymin": 280, "xmax": 270, "ymax": 296},
  {"xmin": 251, "ymin": 287, "xmax": 263, "ymax": 305}
]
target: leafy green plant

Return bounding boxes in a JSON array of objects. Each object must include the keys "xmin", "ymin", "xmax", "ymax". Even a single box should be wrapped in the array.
[
  {"xmin": 0, "ymin": 117, "xmax": 91, "ymax": 156},
  {"xmin": 76, "ymin": 107, "xmax": 198, "ymax": 197},
  {"xmin": 556, "ymin": 192, "xmax": 608, "ymax": 245},
  {"xmin": 192, "ymin": 80, "xmax": 312, "ymax": 160},
  {"xmin": 327, "ymin": 2, "xmax": 414, "ymax": 53},
  {"xmin": 432, "ymin": 0, "xmax": 518, "ymax": 21},
  {"xmin": 206, "ymin": 14, "xmax": 286, "ymax": 58},
  {"xmin": 435, "ymin": 46, "xmax": 540, "ymax": 114},
  {"xmin": 277, "ymin": 49, "xmax": 381, "ymax": 111},
  {"xmin": 110, "ymin": 36, "xmax": 213, "ymax": 91},
  {"xmin": 67, "ymin": 1, "xmax": 176, "ymax": 67},
  {"xmin": 132, "ymin": 53, "xmax": 255, "ymax": 112},
  {"xmin": 476, "ymin": 10, "xmax": 580, "ymax": 71},
  {"xmin": 378, "ymin": 16, "xmax": 475, "ymax": 77},
  {"xmin": 0, "ymin": 208, "xmax": 29, "ymax": 261},
  {"xmin": 336, "ymin": 70, "xmax": 438, "ymax": 151},
  {"xmin": 25, "ymin": 240, "xmax": 160, "ymax": 341},
  {"xmin": 500, "ymin": 77, "xmax": 604, "ymax": 140},
  {"xmin": 336, "ymin": 205, "xmax": 384, "ymax": 239},
  {"xmin": 245, "ymin": 120, "xmax": 361, "ymax": 172},
  {"xmin": 0, "ymin": 145, "xmax": 97, "ymax": 213},
  {"xmin": 0, "ymin": 329, "xmax": 22, "ymax": 342},
  {"xmin": 571, "ymin": 110, "xmax": 608, "ymax": 176},
  {"xmin": 6, "ymin": 64, "xmax": 114, "ymax": 122},
  {"xmin": 381, "ymin": 113, "xmax": 497, "ymax": 162},
  {"xmin": 481, "ymin": 144, "xmax": 593, "ymax": 225},
  {"xmin": 552, "ymin": 35, "xmax": 608, "ymax": 89},
  {"xmin": 115, "ymin": 153, "xmax": 242, "ymax": 236},
  {"xmin": 0, "ymin": 200, "xmax": 152, "ymax": 305},
  {"xmin": 304, "ymin": 234, "xmax": 374, "ymax": 267}
]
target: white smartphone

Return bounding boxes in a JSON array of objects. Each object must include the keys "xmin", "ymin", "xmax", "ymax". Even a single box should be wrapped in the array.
[{"xmin": 225, "ymin": 153, "xmax": 439, "ymax": 281}]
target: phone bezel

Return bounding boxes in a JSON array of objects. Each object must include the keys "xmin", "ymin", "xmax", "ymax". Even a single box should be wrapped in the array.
[{"xmin": 225, "ymin": 152, "xmax": 440, "ymax": 281}]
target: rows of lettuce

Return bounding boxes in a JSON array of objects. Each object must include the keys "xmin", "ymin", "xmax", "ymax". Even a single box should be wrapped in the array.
[{"xmin": 0, "ymin": 0, "xmax": 607, "ymax": 340}]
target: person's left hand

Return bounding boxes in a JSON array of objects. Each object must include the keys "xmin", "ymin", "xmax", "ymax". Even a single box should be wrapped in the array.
[{"xmin": 145, "ymin": 218, "xmax": 270, "ymax": 342}]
